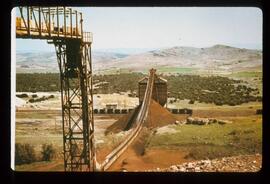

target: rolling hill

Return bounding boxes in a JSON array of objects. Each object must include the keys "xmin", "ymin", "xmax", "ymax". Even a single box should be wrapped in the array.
[
  {"xmin": 16, "ymin": 51, "xmax": 129, "ymax": 73},
  {"xmin": 16, "ymin": 44, "xmax": 262, "ymax": 74},
  {"xmin": 101, "ymin": 44, "xmax": 262, "ymax": 74}
]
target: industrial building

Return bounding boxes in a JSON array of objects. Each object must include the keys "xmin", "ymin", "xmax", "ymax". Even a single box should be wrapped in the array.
[{"xmin": 138, "ymin": 75, "xmax": 167, "ymax": 106}]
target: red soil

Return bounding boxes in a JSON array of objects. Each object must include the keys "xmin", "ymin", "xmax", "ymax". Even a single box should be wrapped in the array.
[
  {"xmin": 106, "ymin": 99, "xmax": 177, "ymax": 134},
  {"xmin": 145, "ymin": 99, "xmax": 177, "ymax": 128}
]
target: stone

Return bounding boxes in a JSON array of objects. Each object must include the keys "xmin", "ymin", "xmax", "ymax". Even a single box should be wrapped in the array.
[
  {"xmin": 179, "ymin": 167, "xmax": 186, "ymax": 172},
  {"xmin": 204, "ymin": 160, "xmax": 211, "ymax": 165},
  {"xmin": 186, "ymin": 117, "xmax": 194, "ymax": 124},
  {"xmin": 218, "ymin": 120, "xmax": 232, "ymax": 125},
  {"xmin": 187, "ymin": 162, "xmax": 194, "ymax": 168},
  {"xmin": 170, "ymin": 165, "xmax": 178, "ymax": 171},
  {"xmin": 122, "ymin": 159, "xmax": 128, "ymax": 165},
  {"xmin": 195, "ymin": 167, "xmax": 201, "ymax": 172}
]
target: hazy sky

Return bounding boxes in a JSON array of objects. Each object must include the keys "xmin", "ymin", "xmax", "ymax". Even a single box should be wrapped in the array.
[{"xmin": 15, "ymin": 7, "xmax": 262, "ymax": 52}]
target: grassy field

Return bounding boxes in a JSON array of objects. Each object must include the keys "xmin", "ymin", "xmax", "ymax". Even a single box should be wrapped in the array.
[
  {"xmin": 15, "ymin": 160, "xmax": 64, "ymax": 171},
  {"xmin": 95, "ymin": 68, "xmax": 134, "ymax": 75},
  {"xmin": 147, "ymin": 115, "xmax": 262, "ymax": 160},
  {"xmin": 155, "ymin": 67, "xmax": 195, "ymax": 74},
  {"xmin": 227, "ymin": 71, "xmax": 262, "ymax": 96},
  {"xmin": 229, "ymin": 71, "xmax": 262, "ymax": 78},
  {"xmin": 96, "ymin": 67, "xmax": 196, "ymax": 75},
  {"xmin": 15, "ymin": 113, "xmax": 125, "ymax": 171},
  {"xmin": 169, "ymin": 99, "xmax": 262, "ymax": 110}
]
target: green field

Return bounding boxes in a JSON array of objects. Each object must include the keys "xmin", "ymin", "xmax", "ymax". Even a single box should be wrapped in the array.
[
  {"xmin": 95, "ymin": 68, "xmax": 135, "ymax": 75},
  {"xmin": 96, "ymin": 67, "xmax": 195, "ymax": 75},
  {"xmin": 229, "ymin": 71, "xmax": 262, "ymax": 78},
  {"xmin": 154, "ymin": 67, "xmax": 195, "ymax": 74},
  {"xmin": 147, "ymin": 115, "xmax": 262, "ymax": 160}
]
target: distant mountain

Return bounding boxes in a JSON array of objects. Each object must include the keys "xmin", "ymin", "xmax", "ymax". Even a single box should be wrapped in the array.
[
  {"xmin": 16, "ymin": 44, "xmax": 262, "ymax": 74},
  {"xmin": 16, "ymin": 51, "xmax": 129, "ymax": 73},
  {"xmin": 16, "ymin": 52, "xmax": 58, "ymax": 73},
  {"xmin": 100, "ymin": 44, "xmax": 262, "ymax": 73},
  {"xmin": 93, "ymin": 48, "xmax": 157, "ymax": 55}
]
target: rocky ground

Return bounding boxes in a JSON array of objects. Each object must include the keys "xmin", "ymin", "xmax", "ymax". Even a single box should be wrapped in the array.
[{"xmin": 145, "ymin": 154, "xmax": 262, "ymax": 172}]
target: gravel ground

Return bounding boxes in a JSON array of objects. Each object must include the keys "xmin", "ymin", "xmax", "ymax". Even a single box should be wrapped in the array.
[{"xmin": 145, "ymin": 154, "xmax": 262, "ymax": 172}]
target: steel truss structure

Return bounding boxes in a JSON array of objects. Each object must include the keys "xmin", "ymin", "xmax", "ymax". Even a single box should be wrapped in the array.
[
  {"xmin": 52, "ymin": 39, "xmax": 95, "ymax": 171},
  {"xmin": 16, "ymin": 6, "xmax": 95, "ymax": 171}
]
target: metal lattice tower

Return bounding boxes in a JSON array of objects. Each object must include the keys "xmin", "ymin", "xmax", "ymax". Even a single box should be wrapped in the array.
[
  {"xmin": 53, "ymin": 39, "xmax": 95, "ymax": 171},
  {"xmin": 16, "ymin": 6, "xmax": 95, "ymax": 171}
]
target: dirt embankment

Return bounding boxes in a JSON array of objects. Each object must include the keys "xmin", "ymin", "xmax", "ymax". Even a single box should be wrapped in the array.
[
  {"xmin": 108, "ymin": 128, "xmax": 192, "ymax": 171},
  {"xmin": 105, "ymin": 100, "xmax": 181, "ymax": 171},
  {"xmin": 145, "ymin": 99, "xmax": 177, "ymax": 128},
  {"xmin": 106, "ymin": 99, "xmax": 177, "ymax": 134},
  {"xmin": 105, "ymin": 106, "xmax": 140, "ymax": 134}
]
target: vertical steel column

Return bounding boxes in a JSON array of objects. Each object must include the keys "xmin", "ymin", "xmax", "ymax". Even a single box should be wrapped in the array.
[
  {"xmin": 54, "ymin": 41, "xmax": 67, "ymax": 170},
  {"xmin": 80, "ymin": 13, "xmax": 83, "ymax": 38},
  {"xmin": 70, "ymin": 8, "xmax": 72, "ymax": 37},
  {"xmin": 75, "ymin": 10, "xmax": 78, "ymax": 38},
  {"xmin": 88, "ymin": 42, "xmax": 96, "ymax": 170},
  {"xmin": 27, "ymin": 7, "xmax": 30, "ymax": 36},
  {"xmin": 57, "ymin": 7, "xmax": 59, "ymax": 37},
  {"xmin": 48, "ymin": 7, "xmax": 51, "ymax": 37},
  {"xmin": 39, "ymin": 7, "xmax": 41, "ymax": 36},
  {"xmin": 54, "ymin": 39, "xmax": 94, "ymax": 171},
  {"xmin": 64, "ymin": 7, "xmax": 66, "ymax": 37}
]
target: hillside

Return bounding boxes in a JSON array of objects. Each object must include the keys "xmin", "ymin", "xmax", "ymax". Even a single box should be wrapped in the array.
[
  {"xmin": 16, "ymin": 51, "xmax": 129, "ymax": 73},
  {"xmin": 102, "ymin": 44, "xmax": 262, "ymax": 73},
  {"xmin": 16, "ymin": 44, "xmax": 262, "ymax": 74}
]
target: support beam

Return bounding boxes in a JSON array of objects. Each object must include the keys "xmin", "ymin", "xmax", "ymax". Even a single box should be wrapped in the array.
[
  {"xmin": 54, "ymin": 39, "xmax": 95, "ymax": 171},
  {"xmin": 80, "ymin": 13, "xmax": 83, "ymax": 38},
  {"xmin": 31, "ymin": 7, "xmax": 38, "ymax": 31},
  {"xmin": 70, "ymin": 8, "xmax": 72, "ymax": 37},
  {"xmin": 75, "ymin": 10, "xmax": 78, "ymax": 38},
  {"xmin": 39, "ymin": 7, "xmax": 41, "ymax": 36},
  {"xmin": 57, "ymin": 7, "xmax": 59, "ymax": 37},
  {"xmin": 27, "ymin": 7, "xmax": 30, "ymax": 36},
  {"xmin": 64, "ymin": 7, "xmax": 66, "ymax": 37},
  {"xmin": 19, "ymin": 7, "xmax": 27, "ymax": 30},
  {"xmin": 48, "ymin": 7, "xmax": 51, "ymax": 37}
]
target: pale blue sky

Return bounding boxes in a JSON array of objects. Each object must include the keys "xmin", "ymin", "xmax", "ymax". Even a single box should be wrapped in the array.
[{"xmin": 15, "ymin": 7, "xmax": 262, "ymax": 52}]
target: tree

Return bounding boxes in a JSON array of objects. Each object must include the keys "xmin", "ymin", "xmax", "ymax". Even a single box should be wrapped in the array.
[
  {"xmin": 15, "ymin": 143, "xmax": 36, "ymax": 165},
  {"xmin": 41, "ymin": 144, "xmax": 56, "ymax": 161}
]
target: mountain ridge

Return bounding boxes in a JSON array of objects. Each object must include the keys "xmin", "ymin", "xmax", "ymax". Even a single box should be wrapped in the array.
[{"xmin": 16, "ymin": 44, "xmax": 262, "ymax": 74}]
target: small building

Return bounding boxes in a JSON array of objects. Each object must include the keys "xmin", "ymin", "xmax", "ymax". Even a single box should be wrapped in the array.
[
  {"xmin": 93, "ymin": 81, "xmax": 109, "ymax": 94},
  {"xmin": 138, "ymin": 75, "xmax": 167, "ymax": 106},
  {"xmin": 105, "ymin": 103, "xmax": 117, "ymax": 110}
]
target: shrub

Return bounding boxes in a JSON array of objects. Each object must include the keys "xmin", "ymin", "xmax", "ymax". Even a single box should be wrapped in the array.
[
  {"xmin": 41, "ymin": 144, "xmax": 56, "ymax": 161},
  {"xmin": 28, "ymin": 98, "xmax": 35, "ymax": 103},
  {"xmin": 228, "ymin": 102, "xmax": 236, "ymax": 106},
  {"xmin": 32, "ymin": 94, "xmax": 38, "ymax": 98},
  {"xmin": 214, "ymin": 101, "xmax": 223, "ymax": 106},
  {"xmin": 16, "ymin": 93, "xmax": 28, "ymax": 98},
  {"xmin": 15, "ymin": 143, "xmax": 36, "ymax": 165},
  {"xmin": 256, "ymin": 96, "xmax": 262, "ymax": 102}
]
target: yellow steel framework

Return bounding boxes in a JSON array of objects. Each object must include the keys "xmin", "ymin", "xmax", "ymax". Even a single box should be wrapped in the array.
[{"xmin": 16, "ymin": 6, "xmax": 95, "ymax": 171}]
